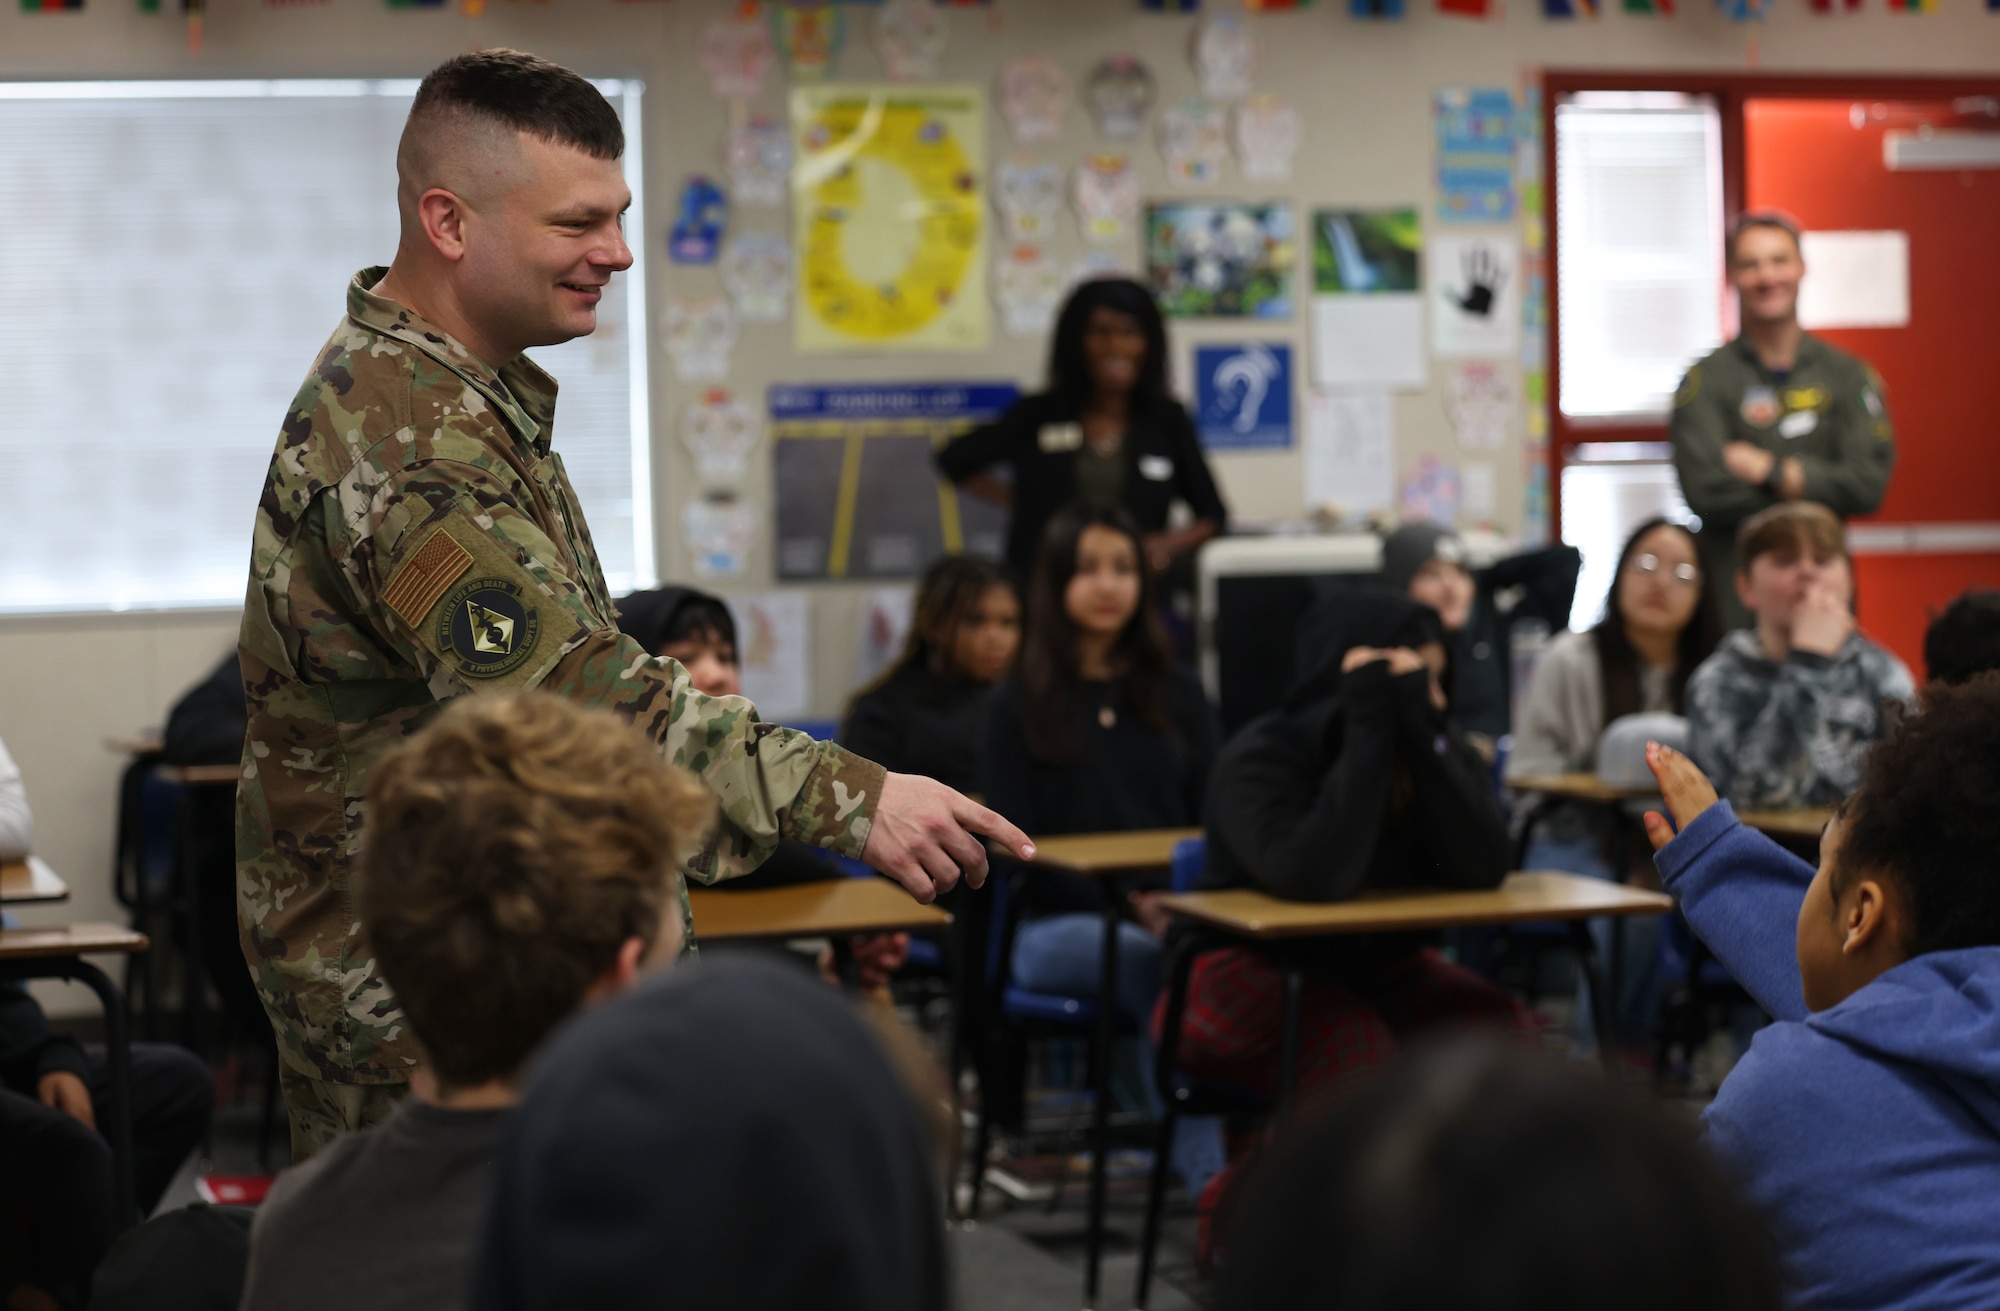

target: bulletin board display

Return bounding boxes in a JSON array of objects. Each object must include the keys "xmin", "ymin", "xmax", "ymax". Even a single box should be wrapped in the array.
[
  {"xmin": 790, "ymin": 85, "xmax": 989, "ymax": 353},
  {"xmin": 770, "ymin": 382, "xmax": 1016, "ymax": 581}
]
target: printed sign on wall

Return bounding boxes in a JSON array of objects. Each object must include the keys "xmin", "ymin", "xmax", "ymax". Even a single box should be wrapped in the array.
[{"xmin": 1194, "ymin": 343, "xmax": 1294, "ymax": 450}]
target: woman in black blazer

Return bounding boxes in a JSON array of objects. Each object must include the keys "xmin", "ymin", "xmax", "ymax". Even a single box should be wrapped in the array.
[{"xmin": 936, "ymin": 278, "xmax": 1228, "ymax": 584}]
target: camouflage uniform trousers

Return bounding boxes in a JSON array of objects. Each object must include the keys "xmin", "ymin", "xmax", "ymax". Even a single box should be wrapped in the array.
[{"xmin": 279, "ymin": 1066, "xmax": 408, "ymax": 1160}]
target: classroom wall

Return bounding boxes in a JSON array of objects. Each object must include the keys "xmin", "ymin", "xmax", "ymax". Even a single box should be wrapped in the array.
[{"xmin": 3, "ymin": 0, "xmax": 1994, "ymax": 1010}]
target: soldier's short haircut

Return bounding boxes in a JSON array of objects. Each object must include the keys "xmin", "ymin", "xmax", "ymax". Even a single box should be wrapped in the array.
[
  {"xmin": 406, "ymin": 48, "xmax": 622, "ymax": 162},
  {"xmin": 1726, "ymin": 210, "xmax": 1802, "ymax": 263},
  {"xmin": 1735, "ymin": 501, "xmax": 1846, "ymax": 574},
  {"xmin": 1836, "ymin": 675, "xmax": 2000, "ymax": 956},
  {"xmin": 359, "ymin": 692, "xmax": 712, "ymax": 1091},
  {"xmin": 1924, "ymin": 588, "xmax": 2000, "ymax": 687}
]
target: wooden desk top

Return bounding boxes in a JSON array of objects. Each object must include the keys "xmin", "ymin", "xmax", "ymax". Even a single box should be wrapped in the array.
[
  {"xmin": 156, "ymin": 763, "xmax": 241, "ymax": 787},
  {"xmin": 1024, "ymin": 828, "xmax": 1204, "ymax": 878},
  {"xmin": 1159, "ymin": 872, "xmax": 1673, "ymax": 940},
  {"xmin": 1737, "ymin": 807, "xmax": 1831, "ymax": 842},
  {"xmin": 0, "ymin": 923, "xmax": 150, "ymax": 960},
  {"xmin": 1507, "ymin": 772, "xmax": 1659, "ymax": 805},
  {"xmin": 688, "ymin": 879, "xmax": 951, "ymax": 943},
  {"xmin": 0, "ymin": 858, "xmax": 70, "ymax": 905}
]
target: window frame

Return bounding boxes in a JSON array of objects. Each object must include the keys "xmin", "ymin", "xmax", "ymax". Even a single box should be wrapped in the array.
[
  {"xmin": 0, "ymin": 76, "xmax": 653, "ymax": 619},
  {"xmin": 1540, "ymin": 70, "xmax": 2000, "ymax": 536}
]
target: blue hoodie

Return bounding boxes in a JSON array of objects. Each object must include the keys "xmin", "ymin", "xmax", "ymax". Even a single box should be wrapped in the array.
[{"xmin": 1657, "ymin": 802, "xmax": 2000, "ymax": 1310}]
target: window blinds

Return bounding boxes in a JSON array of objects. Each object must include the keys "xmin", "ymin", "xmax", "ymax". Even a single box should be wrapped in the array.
[
  {"xmin": 1555, "ymin": 95, "xmax": 1725, "ymax": 423},
  {"xmin": 0, "ymin": 79, "xmax": 650, "ymax": 615}
]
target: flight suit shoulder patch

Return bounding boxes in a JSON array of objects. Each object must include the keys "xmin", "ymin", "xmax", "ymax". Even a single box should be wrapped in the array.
[
  {"xmin": 394, "ymin": 513, "xmax": 570, "ymax": 689},
  {"xmin": 1675, "ymin": 366, "xmax": 1701, "ymax": 408}
]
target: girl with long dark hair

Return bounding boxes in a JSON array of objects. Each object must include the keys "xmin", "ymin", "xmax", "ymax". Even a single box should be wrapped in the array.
[
  {"xmin": 841, "ymin": 556, "xmax": 1019, "ymax": 796},
  {"xmin": 935, "ymin": 278, "xmax": 1228, "ymax": 583},
  {"xmin": 980, "ymin": 506, "xmax": 1218, "ymax": 1046}
]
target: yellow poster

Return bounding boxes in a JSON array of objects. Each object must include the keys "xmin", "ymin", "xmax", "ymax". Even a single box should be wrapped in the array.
[{"xmin": 791, "ymin": 85, "xmax": 988, "ymax": 354}]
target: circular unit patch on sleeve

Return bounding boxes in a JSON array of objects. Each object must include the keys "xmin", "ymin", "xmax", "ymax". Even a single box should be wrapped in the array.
[{"xmin": 439, "ymin": 577, "xmax": 541, "ymax": 679}]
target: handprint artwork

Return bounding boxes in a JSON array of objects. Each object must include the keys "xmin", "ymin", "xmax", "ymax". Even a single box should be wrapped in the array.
[
  {"xmin": 1443, "ymin": 242, "xmax": 1506, "ymax": 318},
  {"xmin": 1430, "ymin": 232, "xmax": 1520, "ymax": 358}
]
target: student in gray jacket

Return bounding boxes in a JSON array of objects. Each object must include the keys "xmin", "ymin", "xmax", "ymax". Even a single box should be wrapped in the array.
[
  {"xmin": 1509, "ymin": 518, "xmax": 1724, "ymax": 874},
  {"xmin": 1687, "ymin": 502, "xmax": 1912, "ymax": 810}
]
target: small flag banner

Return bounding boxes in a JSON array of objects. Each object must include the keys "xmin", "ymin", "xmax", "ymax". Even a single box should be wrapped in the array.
[
  {"xmin": 1438, "ymin": 0, "xmax": 1492, "ymax": 18},
  {"xmin": 1886, "ymin": 0, "xmax": 1934, "ymax": 11},
  {"xmin": 1807, "ymin": 0, "xmax": 1860, "ymax": 11},
  {"xmin": 1542, "ymin": 0, "xmax": 1596, "ymax": 17},
  {"xmin": 1142, "ymin": 0, "xmax": 1202, "ymax": 10},
  {"xmin": 1245, "ymin": 0, "xmax": 1314, "ymax": 8},
  {"xmin": 1622, "ymin": 0, "xmax": 1672, "ymax": 15},
  {"xmin": 383, "ymin": 0, "xmax": 446, "ymax": 8},
  {"xmin": 1350, "ymin": 0, "xmax": 1404, "ymax": 18},
  {"xmin": 21, "ymin": 0, "xmax": 83, "ymax": 11},
  {"xmin": 1719, "ymin": 0, "xmax": 1768, "ymax": 22}
]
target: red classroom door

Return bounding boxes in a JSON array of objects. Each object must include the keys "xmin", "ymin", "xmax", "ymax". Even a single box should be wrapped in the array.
[{"xmin": 1745, "ymin": 98, "xmax": 2000, "ymax": 673}]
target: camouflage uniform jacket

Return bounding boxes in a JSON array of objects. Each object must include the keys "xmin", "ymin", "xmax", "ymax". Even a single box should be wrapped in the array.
[
  {"xmin": 1686, "ymin": 629, "xmax": 1913, "ymax": 811},
  {"xmin": 237, "ymin": 268, "xmax": 885, "ymax": 1086},
  {"xmin": 1670, "ymin": 333, "xmax": 1895, "ymax": 628}
]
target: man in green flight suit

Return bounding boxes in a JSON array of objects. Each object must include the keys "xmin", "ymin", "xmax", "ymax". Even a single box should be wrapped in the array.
[
  {"xmin": 236, "ymin": 50, "xmax": 1034, "ymax": 1155},
  {"xmin": 1671, "ymin": 212, "xmax": 1895, "ymax": 628}
]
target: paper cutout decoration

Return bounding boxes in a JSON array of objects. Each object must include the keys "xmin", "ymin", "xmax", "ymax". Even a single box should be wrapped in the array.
[
  {"xmin": 873, "ymin": 0, "xmax": 948, "ymax": 81},
  {"xmin": 682, "ymin": 493, "xmax": 757, "ymax": 579},
  {"xmin": 1085, "ymin": 57, "xmax": 1157, "ymax": 141},
  {"xmin": 1193, "ymin": 15, "xmax": 1256, "ymax": 101},
  {"xmin": 1233, "ymin": 95, "xmax": 1301, "ymax": 183},
  {"xmin": 1305, "ymin": 392, "xmax": 1395, "ymax": 518},
  {"xmin": 683, "ymin": 390, "xmax": 763, "ymax": 485},
  {"xmin": 727, "ymin": 117, "xmax": 793, "ymax": 208},
  {"xmin": 1445, "ymin": 361, "xmax": 1515, "ymax": 451},
  {"xmin": 791, "ymin": 84, "xmax": 988, "ymax": 352},
  {"xmin": 998, "ymin": 56, "xmax": 1072, "ymax": 145},
  {"xmin": 775, "ymin": 3, "xmax": 845, "ymax": 82},
  {"xmin": 994, "ymin": 159, "xmax": 1065, "ymax": 243},
  {"xmin": 1805, "ymin": 0, "xmax": 1859, "ymax": 11},
  {"xmin": 701, "ymin": 12, "xmax": 776, "ymax": 101},
  {"xmin": 668, "ymin": 176, "xmax": 728, "ymax": 265},
  {"xmin": 1400, "ymin": 454, "xmax": 1462, "ymax": 527},
  {"xmin": 664, "ymin": 296, "xmax": 739, "ymax": 383},
  {"xmin": 1158, "ymin": 100, "xmax": 1230, "ymax": 187},
  {"xmin": 1072, "ymin": 154, "xmax": 1143, "ymax": 245},
  {"xmin": 1069, "ymin": 249, "xmax": 1138, "ymax": 291},
  {"xmin": 853, "ymin": 587, "xmax": 916, "ymax": 693},
  {"xmin": 720, "ymin": 233, "xmax": 793, "ymax": 323},
  {"xmin": 996, "ymin": 244, "xmax": 1066, "ymax": 337},
  {"xmin": 729, "ymin": 592, "xmax": 811, "ymax": 719}
]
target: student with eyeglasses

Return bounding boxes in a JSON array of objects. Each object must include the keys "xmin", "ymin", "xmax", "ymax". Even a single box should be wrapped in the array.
[{"xmin": 1508, "ymin": 519, "xmax": 1724, "ymax": 877}]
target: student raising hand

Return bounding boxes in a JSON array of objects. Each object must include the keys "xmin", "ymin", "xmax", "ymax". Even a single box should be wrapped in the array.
[{"xmin": 1642, "ymin": 742, "xmax": 1721, "ymax": 852}]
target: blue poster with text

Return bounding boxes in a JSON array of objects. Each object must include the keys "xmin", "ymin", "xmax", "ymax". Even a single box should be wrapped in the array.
[{"xmin": 1194, "ymin": 343, "xmax": 1294, "ymax": 450}]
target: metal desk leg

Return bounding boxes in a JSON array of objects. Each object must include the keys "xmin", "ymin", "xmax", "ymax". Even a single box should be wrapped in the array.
[
  {"xmin": 1277, "ymin": 966, "xmax": 1304, "ymax": 1128},
  {"xmin": 1568, "ymin": 922, "xmax": 1615, "ymax": 1071},
  {"xmin": 1084, "ymin": 892, "xmax": 1120, "ymax": 1310},
  {"xmin": 1135, "ymin": 938, "xmax": 1198, "ymax": 1311}
]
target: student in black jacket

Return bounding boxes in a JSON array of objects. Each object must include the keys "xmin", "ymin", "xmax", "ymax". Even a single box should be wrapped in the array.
[
  {"xmin": 982, "ymin": 507, "xmax": 1218, "ymax": 1046},
  {"xmin": 841, "ymin": 556, "xmax": 1019, "ymax": 795},
  {"xmin": 935, "ymin": 278, "xmax": 1228, "ymax": 585},
  {"xmin": 1179, "ymin": 592, "xmax": 1526, "ymax": 1099}
]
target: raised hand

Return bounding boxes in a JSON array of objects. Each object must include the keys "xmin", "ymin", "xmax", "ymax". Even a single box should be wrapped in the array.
[{"xmin": 1641, "ymin": 741, "xmax": 1720, "ymax": 852}]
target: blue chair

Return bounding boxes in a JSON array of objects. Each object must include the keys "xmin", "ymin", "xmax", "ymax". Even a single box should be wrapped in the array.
[{"xmin": 1134, "ymin": 837, "xmax": 1271, "ymax": 1309}]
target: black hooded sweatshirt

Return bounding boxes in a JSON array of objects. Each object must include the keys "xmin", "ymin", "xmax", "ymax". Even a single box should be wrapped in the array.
[{"xmin": 1197, "ymin": 593, "xmax": 1509, "ymax": 905}]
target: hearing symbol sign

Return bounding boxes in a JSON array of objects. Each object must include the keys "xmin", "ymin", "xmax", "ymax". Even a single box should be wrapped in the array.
[{"xmin": 1194, "ymin": 342, "xmax": 1294, "ymax": 450}]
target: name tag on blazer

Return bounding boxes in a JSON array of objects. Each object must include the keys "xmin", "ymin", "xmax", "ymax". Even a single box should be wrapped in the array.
[
  {"xmin": 1138, "ymin": 454, "xmax": 1174, "ymax": 481},
  {"xmin": 1778, "ymin": 409, "xmax": 1819, "ymax": 440},
  {"xmin": 1037, "ymin": 423, "xmax": 1083, "ymax": 453}
]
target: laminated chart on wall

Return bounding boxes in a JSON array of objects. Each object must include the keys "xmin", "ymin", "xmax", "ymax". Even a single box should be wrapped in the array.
[
  {"xmin": 1434, "ymin": 87, "xmax": 1516, "ymax": 223},
  {"xmin": 771, "ymin": 382, "xmax": 1016, "ymax": 581},
  {"xmin": 792, "ymin": 85, "xmax": 988, "ymax": 353}
]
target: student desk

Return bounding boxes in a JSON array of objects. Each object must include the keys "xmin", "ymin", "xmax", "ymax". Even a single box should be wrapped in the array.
[
  {"xmin": 1736, "ymin": 807, "xmax": 1832, "ymax": 845},
  {"xmin": 996, "ymin": 827, "xmax": 1198, "ymax": 1310},
  {"xmin": 687, "ymin": 879, "xmax": 952, "ymax": 943},
  {"xmin": 1, "ymin": 858, "xmax": 70, "ymax": 905},
  {"xmin": 1510, "ymin": 773, "xmax": 1830, "ymax": 846},
  {"xmin": 1131, "ymin": 872, "xmax": 1672, "ymax": 1309},
  {"xmin": 0, "ymin": 921, "xmax": 151, "ymax": 1227}
]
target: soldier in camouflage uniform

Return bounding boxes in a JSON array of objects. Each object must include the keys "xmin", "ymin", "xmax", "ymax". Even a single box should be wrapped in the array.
[
  {"xmin": 238, "ymin": 51, "xmax": 1029, "ymax": 1156},
  {"xmin": 1672, "ymin": 213, "xmax": 1895, "ymax": 630},
  {"xmin": 1686, "ymin": 502, "xmax": 1913, "ymax": 811}
]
